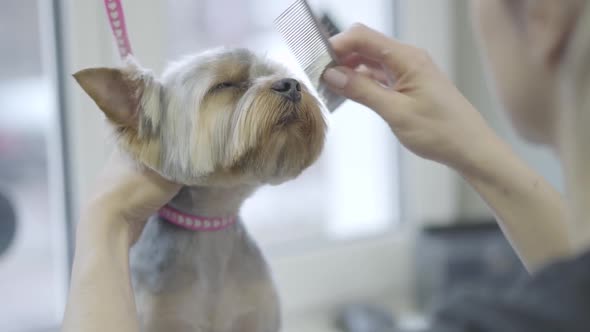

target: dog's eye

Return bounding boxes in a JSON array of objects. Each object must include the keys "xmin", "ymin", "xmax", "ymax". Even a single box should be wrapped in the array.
[{"xmin": 213, "ymin": 82, "xmax": 237, "ymax": 90}]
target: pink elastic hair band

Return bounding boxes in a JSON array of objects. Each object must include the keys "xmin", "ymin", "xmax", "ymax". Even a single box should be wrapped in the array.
[{"xmin": 103, "ymin": 0, "xmax": 133, "ymax": 58}]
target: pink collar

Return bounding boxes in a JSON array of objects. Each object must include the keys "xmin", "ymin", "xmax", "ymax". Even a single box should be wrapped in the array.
[{"xmin": 158, "ymin": 205, "xmax": 237, "ymax": 232}]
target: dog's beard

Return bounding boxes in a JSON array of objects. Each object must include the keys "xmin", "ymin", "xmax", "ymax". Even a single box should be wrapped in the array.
[{"xmin": 224, "ymin": 83, "xmax": 326, "ymax": 185}]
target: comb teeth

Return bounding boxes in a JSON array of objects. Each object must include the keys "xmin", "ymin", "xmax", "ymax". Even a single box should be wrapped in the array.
[
  {"xmin": 274, "ymin": 0, "xmax": 345, "ymax": 112},
  {"xmin": 275, "ymin": 0, "xmax": 332, "ymax": 70}
]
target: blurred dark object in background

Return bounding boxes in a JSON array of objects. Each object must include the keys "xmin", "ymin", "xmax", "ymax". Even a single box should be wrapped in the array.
[
  {"xmin": 415, "ymin": 220, "xmax": 527, "ymax": 313},
  {"xmin": 320, "ymin": 12, "xmax": 342, "ymax": 37},
  {"xmin": 0, "ymin": 190, "xmax": 17, "ymax": 258}
]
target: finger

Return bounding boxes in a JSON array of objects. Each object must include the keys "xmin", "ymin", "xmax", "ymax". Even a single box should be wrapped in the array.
[
  {"xmin": 323, "ymin": 65, "xmax": 404, "ymax": 115},
  {"xmin": 343, "ymin": 54, "xmax": 395, "ymax": 86},
  {"xmin": 341, "ymin": 53, "xmax": 384, "ymax": 70},
  {"xmin": 330, "ymin": 23, "xmax": 420, "ymax": 77},
  {"xmin": 355, "ymin": 65, "xmax": 391, "ymax": 87}
]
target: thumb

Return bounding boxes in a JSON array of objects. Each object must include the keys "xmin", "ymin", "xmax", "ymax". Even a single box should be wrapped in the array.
[{"xmin": 322, "ymin": 66, "xmax": 400, "ymax": 114}]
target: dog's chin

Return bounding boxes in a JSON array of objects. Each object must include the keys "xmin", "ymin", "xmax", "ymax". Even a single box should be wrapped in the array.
[
  {"xmin": 276, "ymin": 110, "xmax": 299, "ymax": 127},
  {"xmin": 263, "ymin": 102, "xmax": 326, "ymax": 184},
  {"xmin": 265, "ymin": 134, "xmax": 321, "ymax": 184}
]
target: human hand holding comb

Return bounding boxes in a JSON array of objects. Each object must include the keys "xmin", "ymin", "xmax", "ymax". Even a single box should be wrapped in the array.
[
  {"xmin": 322, "ymin": 23, "xmax": 494, "ymax": 172},
  {"xmin": 322, "ymin": 23, "xmax": 568, "ymax": 271}
]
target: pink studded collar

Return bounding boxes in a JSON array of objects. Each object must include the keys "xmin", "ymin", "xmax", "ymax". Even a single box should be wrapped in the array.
[{"xmin": 158, "ymin": 205, "xmax": 237, "ymax": 232}]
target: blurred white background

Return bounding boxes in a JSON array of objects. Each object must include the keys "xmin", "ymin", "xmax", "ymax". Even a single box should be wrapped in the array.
[{"xmin": 0, "ymin": 1, "xmax": 561, "ymax": 332}]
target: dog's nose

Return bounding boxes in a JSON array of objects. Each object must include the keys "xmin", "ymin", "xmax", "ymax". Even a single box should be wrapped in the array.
[{"xmin": 271, "ymin": 78, "xmax": 302, "ymax": 102}]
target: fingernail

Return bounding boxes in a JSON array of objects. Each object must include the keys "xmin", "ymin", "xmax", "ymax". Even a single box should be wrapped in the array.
[{"xmin": 323, "ymin": 68, "xmax": 348, "ymax": 89}]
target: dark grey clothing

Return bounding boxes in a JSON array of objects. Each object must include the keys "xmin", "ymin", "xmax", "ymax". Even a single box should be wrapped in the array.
[{"xmin": 428, "ymin": 250, "xmax": 590, "ymax": 332}]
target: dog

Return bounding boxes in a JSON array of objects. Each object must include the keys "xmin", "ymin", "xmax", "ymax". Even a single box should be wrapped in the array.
[{"xmin": 74, "ymin": 48, "xmax": 327, "ymax": 332}]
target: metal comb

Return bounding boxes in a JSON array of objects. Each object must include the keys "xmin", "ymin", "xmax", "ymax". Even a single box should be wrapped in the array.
[{"xmin": 274, "ymin": 0, "xmax": 346, "ymax": 112}]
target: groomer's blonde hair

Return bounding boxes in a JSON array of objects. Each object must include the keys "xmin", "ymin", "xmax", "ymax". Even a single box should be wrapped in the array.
[{"xmin": 559, "ymin": 0, "xmax": 590, "ymax": 251}]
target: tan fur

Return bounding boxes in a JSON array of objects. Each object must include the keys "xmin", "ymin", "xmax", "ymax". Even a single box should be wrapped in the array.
[
  {"xmin": 73, "ymin": 67, "xmax": 142, "ymax": 127},
  {"xmin": 75, "ymin": 58, "xmax": 165, "ymax": 170},
  {"xmin": 118, "ymin": 128, "xmax": 163, "ymax": 171}
]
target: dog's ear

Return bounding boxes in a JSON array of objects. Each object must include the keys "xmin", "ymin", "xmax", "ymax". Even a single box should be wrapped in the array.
[{"xmin": 73, "ymin": 58, "xmax": 156, "ymax": 128}]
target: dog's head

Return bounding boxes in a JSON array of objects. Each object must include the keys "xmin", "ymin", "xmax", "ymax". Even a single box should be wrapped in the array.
[{"xmin": 74, "ymin": 48, "xmax": 327, "ymax": 186}]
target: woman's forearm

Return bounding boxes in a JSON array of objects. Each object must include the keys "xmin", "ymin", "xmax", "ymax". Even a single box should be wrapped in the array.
[
  {"xmin": 460, "ymin": 136, "xmax": 571, "ymax": 272},
  {"xmin": 62, "ymin": 214, "xmax": 140, "ymax": 332}
]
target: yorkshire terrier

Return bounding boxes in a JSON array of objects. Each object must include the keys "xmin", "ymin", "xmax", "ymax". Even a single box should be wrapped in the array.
[{"xmin": 74, "ymin": 48, "xmax": 327, "ymax": 332}]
